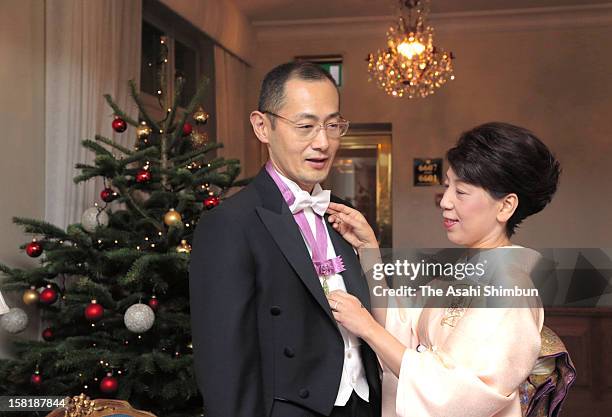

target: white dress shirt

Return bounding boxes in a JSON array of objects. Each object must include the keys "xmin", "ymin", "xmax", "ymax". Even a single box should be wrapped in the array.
[{"xmin": 274, "ymin": 168, "xmax": 370, "ymax": 405}]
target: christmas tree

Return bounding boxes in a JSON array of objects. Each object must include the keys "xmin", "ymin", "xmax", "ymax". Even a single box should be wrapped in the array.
[{"xmin": 0, "ymin": 37, "xmax": 245, "ymax": 417}]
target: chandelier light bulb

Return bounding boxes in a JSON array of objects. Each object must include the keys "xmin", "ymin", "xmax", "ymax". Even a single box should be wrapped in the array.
[{"xmin": 397, "ymin": 40, "xmax": 425, "ymax": 58}]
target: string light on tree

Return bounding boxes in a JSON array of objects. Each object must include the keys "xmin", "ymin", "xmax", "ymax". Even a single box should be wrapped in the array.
[{"xmin": 186, "ymin": 162, "xmax": 202, "ymax": 171}]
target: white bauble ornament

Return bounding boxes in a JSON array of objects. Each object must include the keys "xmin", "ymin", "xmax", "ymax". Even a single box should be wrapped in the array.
[
  {"xmin": 81, "ymin": 207, "xmax": 109, "ymax": 233},
  {"xmin": 124, "ymin": 303, "xmax": 155, "ymax": 333},
  {"xmin": 0, "ymin": 308, "xmax": 29, "ymax": 334}
]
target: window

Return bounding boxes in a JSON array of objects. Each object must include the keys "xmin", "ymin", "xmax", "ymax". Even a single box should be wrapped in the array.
[
  {"xmin": 174, "ymin": 39, "xmax": 197, "ymax": 108},
  {"xmin": 141, "ymin": 0, "xmax": 216, "ymax": 139},
  {"xmin": 140, "ymin": 21, "xmax": 166, "ymax": 97}
]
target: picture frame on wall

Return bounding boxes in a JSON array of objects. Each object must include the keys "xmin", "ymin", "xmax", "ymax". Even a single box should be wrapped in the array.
[{"xmin": 414, "ymin": 158, "xmax": 443, "ymax": 186}]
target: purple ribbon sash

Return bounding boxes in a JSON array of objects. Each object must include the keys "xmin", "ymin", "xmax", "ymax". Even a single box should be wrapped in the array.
[{"xmin": 265, "ymin": 161, "xmax": 345, "ymax": 277}]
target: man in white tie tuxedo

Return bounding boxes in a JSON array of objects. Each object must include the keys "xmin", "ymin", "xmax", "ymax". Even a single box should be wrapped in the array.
[{"xmin": 189, "ymin": 62, "xmax": 381, "ymax": 417}]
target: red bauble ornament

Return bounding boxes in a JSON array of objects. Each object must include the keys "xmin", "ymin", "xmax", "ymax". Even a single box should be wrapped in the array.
[
  {"xmin": 100, "ymin": 374, "xmax": 118, "ymax": 393},
  {"xmin": 204, "ymin": 196, "xmax": 220, "ymax": 210},
  {"xmin": 39, "ymin": 286, "xmax": 58, "ymax": 304},
  {"xmin": 148, "ymin": 296, "xmax": 159, "ymax": 311},
  {"xmin": 100, "ymin": 188, "xmax": 117, "ymax": 203},
  {"xmin": 111, "ymin": 116, "xmax": 127, "ymax": 133},
  {"xmin": 31, "ymin": 372, "xmax": 42, "ymax": 386},
  {"xmin": 26, "ymin": 240, "xmax": 43, "ymax": 258},
  {"xmin": 85, "ymin": 300, "xmax": 104, "ymax": 321},
  {"xmin": 182, "ymin": 122, "xmax": 193, "ymax": 136},
  {"xmin": 42, "ymin": 327, "xmax": 55, "ymax": 341},
  {"xmin": 136, "ymin": 169, "xmax": 152, "ymax": 184}
]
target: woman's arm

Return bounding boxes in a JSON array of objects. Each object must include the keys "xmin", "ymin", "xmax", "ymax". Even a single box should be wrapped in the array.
[
  {"xmin": 362, "ymin": 317, "xmax": 407, "ymax": 377},
  {"xmin": 327, "ymin": 289, "xmax": 406, "ymax": 377},
  {"xmin": 327, "ymin": 202, "xmax": 389, "ymax": 325}
]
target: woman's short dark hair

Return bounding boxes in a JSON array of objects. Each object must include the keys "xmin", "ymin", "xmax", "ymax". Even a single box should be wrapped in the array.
[{"xmin": 446, "ymin": 122, "xmax": 561, "ymax": 237}]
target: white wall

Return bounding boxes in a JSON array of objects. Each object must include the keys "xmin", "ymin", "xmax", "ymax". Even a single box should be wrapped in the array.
[{"xmin": 249, "ymin": 5, "xmax": 612, "ymax": 248}]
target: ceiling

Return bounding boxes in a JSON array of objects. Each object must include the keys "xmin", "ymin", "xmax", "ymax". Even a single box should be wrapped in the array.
[{"xmin": 234, "ymin": 0, "xmax": 611, "ymax": 23}]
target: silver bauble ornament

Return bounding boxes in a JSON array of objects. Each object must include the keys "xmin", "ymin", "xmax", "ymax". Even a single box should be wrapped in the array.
[
  {"xmin": 81, "ymin": 207, "xmax": 109, "ymax": 233},
  {"xmin": 0, "ymin": 308, "xmax": 29, "ymax": 334},
  {"xmin": 124, "ymin": 303, "xmax": 155, "ymax": 333}
]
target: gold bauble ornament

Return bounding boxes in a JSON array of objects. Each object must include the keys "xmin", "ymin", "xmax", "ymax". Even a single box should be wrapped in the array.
[
  {"xmin": 190, "ymin": 131, "xmax": 208, "ymax": 148},
  {"xmin": 163, "ymin": 208, "xmax": 182, "ymax": 227},
  {"xmin": 22, "ymin": 286, "xmax": 39, "ymax": 305},
  {"xmin": 193, "ymin": 106, "xmax": 210, "ymax": 124},
  {"xmin": 136, "ymin": 122, "xmax": 152, "ymax": 140},
  {"xmin": 176, "ymin": 239, "xmax": 192, "ymax": 254}
]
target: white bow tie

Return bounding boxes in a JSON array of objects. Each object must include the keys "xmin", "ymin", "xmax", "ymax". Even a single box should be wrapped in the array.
[{"xmin": 290, "ymin": 187, "xmax": 331, "ymax": 217}]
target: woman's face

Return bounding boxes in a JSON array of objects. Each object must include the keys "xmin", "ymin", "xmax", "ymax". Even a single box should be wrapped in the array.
[{"xmin": 440, "ymin": 168, "xmax": 512, "ymax": 248}]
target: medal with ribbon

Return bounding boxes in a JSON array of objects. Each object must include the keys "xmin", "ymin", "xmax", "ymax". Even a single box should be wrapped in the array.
[{"xmin": 265, "ymin": 161, "xmax": 346, "ymax": 294}]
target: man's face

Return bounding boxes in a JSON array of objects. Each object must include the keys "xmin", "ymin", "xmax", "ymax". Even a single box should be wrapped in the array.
[{"xmin": 258, "ymin": 78, "xmax": 342, "ymax": 191}]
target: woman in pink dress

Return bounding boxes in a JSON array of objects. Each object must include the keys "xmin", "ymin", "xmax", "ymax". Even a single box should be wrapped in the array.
[{"xmin": 326, "ymin": 122, "xmax": 562, "ymax": 417}]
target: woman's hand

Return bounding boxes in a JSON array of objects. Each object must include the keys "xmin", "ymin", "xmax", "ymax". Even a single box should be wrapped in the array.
[
  {"xmin": 327, "ymin": 290, "xmax": 378, "ymax": 340},
  {"xmin": 327, "ymin": 202, "xmax": 378, "ymax": 251},
  {"xmin": 328, "ymin": 290, "xmax": 408, "ymax": 378}
]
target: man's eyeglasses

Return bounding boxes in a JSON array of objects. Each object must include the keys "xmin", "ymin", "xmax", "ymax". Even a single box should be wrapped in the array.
[{"xmin": 262, "ymin": 111, "xmax": 350, "ymax": 140}]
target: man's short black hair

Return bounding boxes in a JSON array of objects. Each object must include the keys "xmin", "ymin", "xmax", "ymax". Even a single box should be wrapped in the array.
[
  {"xmin": 257, "ymin": 61, "xmax": 338, "ymax": 124},
  {"xmin": 447, "ymin": 122, "xmax": 561, "ymax": 237}
]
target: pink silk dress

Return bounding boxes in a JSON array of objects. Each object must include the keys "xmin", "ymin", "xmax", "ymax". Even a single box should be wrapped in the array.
[{"xmin": 381, "ymin": 249, "xmax": 544, "ymax": 417}]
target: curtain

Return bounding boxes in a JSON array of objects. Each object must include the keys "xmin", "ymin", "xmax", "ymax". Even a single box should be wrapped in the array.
[
  {"xmin": 214, "ymin": 45, "xmax": 261, "ymax": 178},
  {"xmin": 45, "ymin": 0, "xmax": 142, "ymax": 228}
]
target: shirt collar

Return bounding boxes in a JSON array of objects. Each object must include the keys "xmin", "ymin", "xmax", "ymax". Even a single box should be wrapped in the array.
[{"xmin": 270, "ymin": 164, "xmax": 324, "ymax": 211}]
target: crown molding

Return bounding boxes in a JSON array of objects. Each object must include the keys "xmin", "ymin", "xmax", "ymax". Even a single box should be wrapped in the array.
[{"xmin": 254, "ymin": 3, "xmax": 612, "ymax": 41}]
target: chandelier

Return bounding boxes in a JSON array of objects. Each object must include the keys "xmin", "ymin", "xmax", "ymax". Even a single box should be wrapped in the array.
[{"xmin": 367, "ymin": 0, "xmax": 455, "ymax": 98}]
